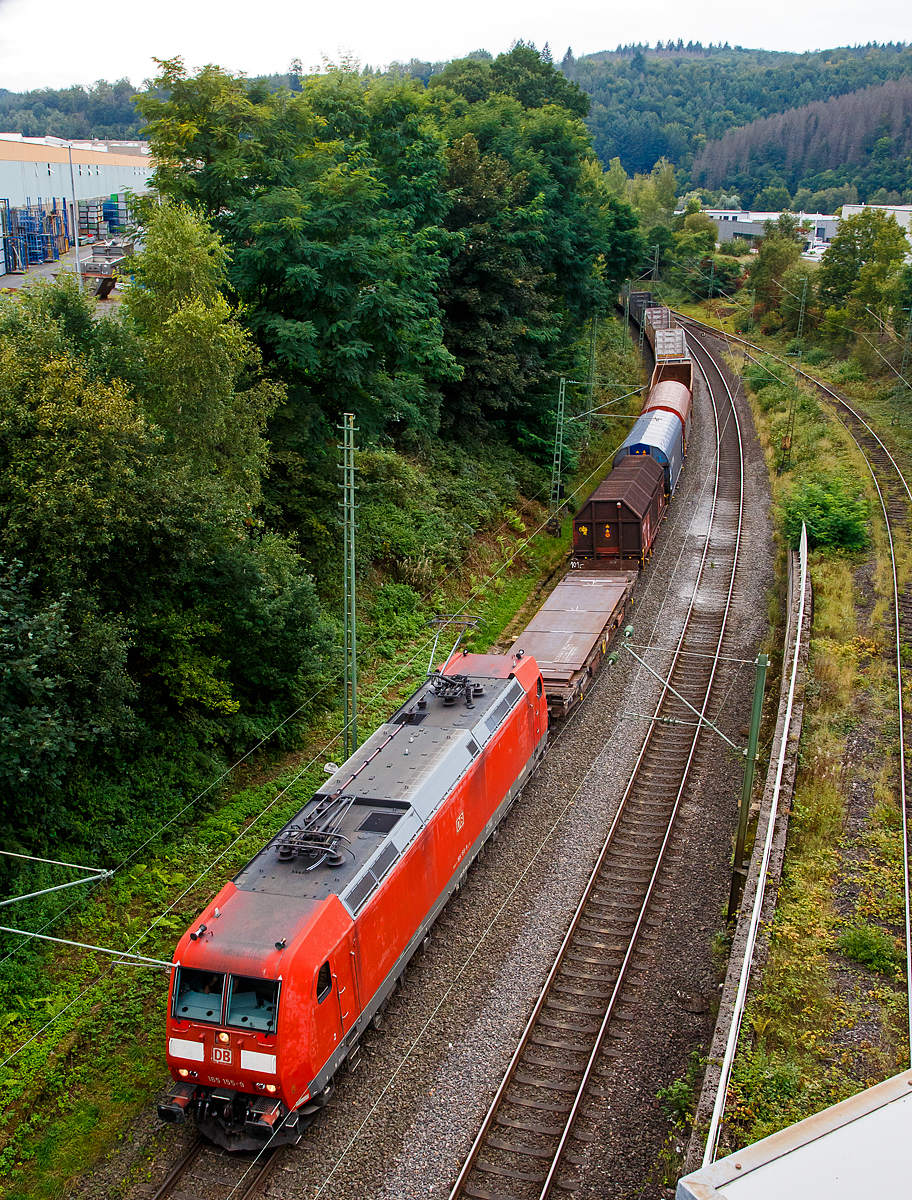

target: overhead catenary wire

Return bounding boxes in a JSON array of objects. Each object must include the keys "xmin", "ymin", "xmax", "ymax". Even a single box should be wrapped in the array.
[
  {"xmin": 0, "ymin": 384, "xmax": 650, "ymax": 1067},
  {"xmin": 309, "ymin": 308, "xmax": 753, "ymax": 1200},
  {"xmin": 686, "ymin": 312, "xmax": 912, "ymax": 1147}
]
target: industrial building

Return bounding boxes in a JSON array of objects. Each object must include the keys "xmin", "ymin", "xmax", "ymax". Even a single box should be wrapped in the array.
[
  {"xmin": 703, "ymin": 209, "xmax": 840, "ymax": 244},
  {"xmin": 0, "ymin": 134, "xmax": 153, "ymax": 275},
  {"xmin": 841, "ymin": 201, "xmax": 912, "ymax": 235}
]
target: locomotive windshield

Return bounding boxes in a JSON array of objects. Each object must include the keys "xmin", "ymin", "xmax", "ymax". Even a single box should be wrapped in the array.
[
  {"xmin": 172, "ymin": 968, "xmax": 225, "ymax": 1023},
  {"xmin": 226, "ymin": 976, "xmax": 280, "ymax": 1033}
]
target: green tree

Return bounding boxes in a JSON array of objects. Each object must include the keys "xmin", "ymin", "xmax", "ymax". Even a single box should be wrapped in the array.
[
  {"xmin": 0, "ymin": 280, "xmax": 336, "ymax": 853},
  {"xmin": 125, "ymin": 199, "xmax": 281, "ymax": 499},
  {"xmin": 817, "ymin": 208, "xmax": 910, "ymax": 311},
  {"xmin": 604, "ymin": 155, "xmax": 629, "ymax": 200},
  {"xmin": 747, "ymin": 224, "xmax": 801, "ymax": 315},
  {"xmin": 435, "ymin": 134, "xmax": 553, "ymax": 428},
  {"xmin": 754, "ymin": 183, "xmax": 791, "ymax": 211}
]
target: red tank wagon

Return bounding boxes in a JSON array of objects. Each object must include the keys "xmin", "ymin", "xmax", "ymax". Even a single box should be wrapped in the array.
[{"xmin": 158, "ymin": 653, "xmax": 547, "ymax": 1149}]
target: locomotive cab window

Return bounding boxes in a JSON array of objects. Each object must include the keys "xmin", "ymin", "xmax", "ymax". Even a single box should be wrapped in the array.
[
  {"xmin": 316, "ymin": 961, "xmax": 332, "ymax": 1003},
  {"xmin": 537, "ymin": 676, "xmax": 543, "ymax": 698},
  {"xmin": 172, "ymin": 967, "xmax": 225, "ymax": 1023},
  {"xmin": 226, "ymin": 976, "xmax": 279, "ymax": 1033}
]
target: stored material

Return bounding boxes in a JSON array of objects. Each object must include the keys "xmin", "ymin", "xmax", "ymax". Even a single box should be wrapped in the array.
[
  {"xmin": 613, "ymin": 408, "xmax": 686, "ymax": 494},
  {"xmin": 644, "ymin": 306, "xmax": 673, "ymax": 354},
  {"xmin": 653, "ymin": 326, "xmax": 688, "ymax": 361},
  {"xmin": 627, "ymin": 290, "xmax": 654, "ymax": 324},
  {"xmin": 161, "ymin": 653, "xmax": 548, "ymax": 1150},
  {"xmin": 572, "ymin": 456, "xmax": 666, "ymax": 565}
]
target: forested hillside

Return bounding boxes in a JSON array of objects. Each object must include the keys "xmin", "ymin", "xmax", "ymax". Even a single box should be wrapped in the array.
[
  {"xmin": 692, "ymin": 77, "xmax": 912, "ymax": 207},
  {"xmin": 0, "ymin": 47, "xmax": 641, "ymax": 883},
  {"xmin": 562, "ymin": 42, "xmax": 912, "ymax": 191},
  {"xmin": 4, "ymin": 40, "xmax": 912, "ymax": 206},
  {"xmin": 0, "ymin": 78, "xmax": 142, "ymax": 139}
]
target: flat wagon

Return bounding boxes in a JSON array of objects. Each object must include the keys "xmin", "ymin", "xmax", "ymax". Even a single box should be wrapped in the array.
[{"xmin": 510, "ymin": 570, "xmax": 636, "ymax": 718}]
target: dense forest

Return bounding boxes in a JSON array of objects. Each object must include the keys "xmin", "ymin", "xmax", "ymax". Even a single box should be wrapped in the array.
[
  {"xmin": 692, "ymin": 77, "xmax": 912, "ymax": 208},
  {"xmin": 0, "ymin": 47, "xmax": 641, "ymax": 879}
]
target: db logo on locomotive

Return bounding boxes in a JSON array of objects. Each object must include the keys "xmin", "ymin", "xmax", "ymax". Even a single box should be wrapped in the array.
[{"xmin": 212, "ymin": 1047, "xmax": 232, "ymax": 1065}]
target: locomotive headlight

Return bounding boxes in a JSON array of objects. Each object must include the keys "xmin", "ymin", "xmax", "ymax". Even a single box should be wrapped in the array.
[
  {"xmin": 178, "ymin": 1068, "xmax": 189, "ymax": 1078},
  {"xmin": 217, "ymin": 1031, "xmax": 230, "ymax": 1044},
  {"xmin": 255, "ymin": 1082, "xmax": 265, "ymax": 1090},
  {"xmin": 266, "ymin": 1084, "xmax": 277, "ymax": 1094}
]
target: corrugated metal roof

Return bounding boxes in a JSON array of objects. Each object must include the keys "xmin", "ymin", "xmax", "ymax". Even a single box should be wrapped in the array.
[{"xmin": 577, "ymin": 455, "xmax": 664, "ymax": 518}]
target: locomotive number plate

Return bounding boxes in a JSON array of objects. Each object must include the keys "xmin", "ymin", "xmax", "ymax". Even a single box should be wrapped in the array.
[{"xmin": 212, "ymin": 1046, "xmax": 233, "ymax": 1065}]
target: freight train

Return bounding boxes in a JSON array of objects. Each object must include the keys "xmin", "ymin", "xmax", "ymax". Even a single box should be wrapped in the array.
[
  {"xmin": 572, "ymin": 294, "xmax": 692, "ymax": 566},
  {"xmin": 156, "ymin": 297, "xmax": 692, "ymax": 1148}
]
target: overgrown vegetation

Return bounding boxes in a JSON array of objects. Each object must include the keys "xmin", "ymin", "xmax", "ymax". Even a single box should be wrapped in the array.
[{"xmin": 701, "ymin": 291, "xmax": 911, "ymax": 1154}]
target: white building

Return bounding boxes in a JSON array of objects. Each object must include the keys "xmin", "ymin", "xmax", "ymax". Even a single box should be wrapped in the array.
[
  {"xmin": 703, "ymin": 210, "xmax": 840, "ymax": 245},
  {"xmin": 841, "ymin": 202, "xmax": 912, "ymax": 236}
]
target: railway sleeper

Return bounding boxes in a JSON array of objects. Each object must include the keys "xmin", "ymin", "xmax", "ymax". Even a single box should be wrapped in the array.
[
  {"xmin": 487, "ymin": 1137, "xmax": 557, "ymax": 1159},
  {"xmin": 475, "ymin": 1161, "xmax": 546, "ymax": 1183}
]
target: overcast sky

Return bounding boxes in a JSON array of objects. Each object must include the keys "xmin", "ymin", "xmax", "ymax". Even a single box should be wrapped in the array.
[{"xmin": 0, "ymin": 0, "xmax": 909, "ymax": 93}]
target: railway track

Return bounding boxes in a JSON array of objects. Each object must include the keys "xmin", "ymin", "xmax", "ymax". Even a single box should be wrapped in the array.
[
  {"xmin": 146, "ymin": 1138, "xmax": 284, "ymax": 1200},
  {"xmin": 447, "ymin": 334, "xmax": 746, "ymax": 1200},
  {"xmin": 678, "ymin": 313, "xmax": 912, "ymax": 1050}
]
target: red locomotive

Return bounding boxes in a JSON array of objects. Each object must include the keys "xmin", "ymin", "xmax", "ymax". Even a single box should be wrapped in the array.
[{"xmin": 158, "ymin": 652, "xmax": 547, "ymax": 1149}]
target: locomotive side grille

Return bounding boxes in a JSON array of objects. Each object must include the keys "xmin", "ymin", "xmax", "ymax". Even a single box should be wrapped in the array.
[
  {"xmin": 370, "ymin": 842, "xmax": 399, "ymax": 881},
  {"xmin": 346, "ymin": 872, "xmax": 377, "ymax": 912}
]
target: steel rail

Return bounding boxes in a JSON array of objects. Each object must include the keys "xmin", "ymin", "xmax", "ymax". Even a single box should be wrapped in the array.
[
  {"xmin": 678, "ymin": 313, "xmax": 912, "ymax": 1056},
  {"xmin": 448, "ymin": 330, "xmax": 745, "ymax": 1200},
  {"xmin": 149, "ymin": 1138, "xmax": 283, "ymax": 1200},
  {"xmin": 149, "ymin": 1138, "xmax": 205, "ymax": 1200}
]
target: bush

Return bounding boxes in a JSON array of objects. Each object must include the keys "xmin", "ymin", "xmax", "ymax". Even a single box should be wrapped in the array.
[
  {"xmin": 803, "ymin": 347, "xmax": 830, "ymax": 366},
  {"xmin": 744, "ymin": 357, "xmax": 789, "ymax": 393},
  {"xmin": 781, "ymin": 478, "xmax": 869, "ymax": 551},
  {"xmin": 838, "ymin": 923, "xmax": 901, "ymax": 974}
]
